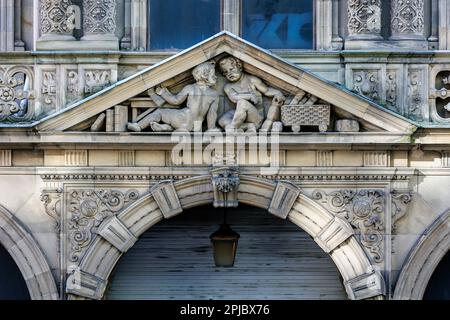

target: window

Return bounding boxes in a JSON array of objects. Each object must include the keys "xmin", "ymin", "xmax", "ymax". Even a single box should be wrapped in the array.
[
  {"xmin": 148, "ymin": 0, "xmax": 314, "ymax": 50},
  {"xmin": 149, "ymin": 0, "xmax": 221, "ymax": 50},
  {"xmin": 242, "ymin": 0, "xmax": 314, "ymax": 49}
]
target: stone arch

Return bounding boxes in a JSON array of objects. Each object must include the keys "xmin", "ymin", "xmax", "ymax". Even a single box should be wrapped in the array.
[
  {"xmin": 394, "ymin": 209, "xmax": 450, "ymax": 300},
  {"xmin": 66, "ymin": 175, "xmax": 384, "ymax": 300},
  {"xmin": 0, "ymin": 204, "xmax": 59, "ymax": 300}
]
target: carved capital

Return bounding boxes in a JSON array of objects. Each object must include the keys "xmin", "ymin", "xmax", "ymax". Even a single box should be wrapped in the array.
[
  {"xmin": 66, "ymin": 269, "xmax": 107, "ymax": 300},
  {"xmin": 211, "ymin": 167, "xmax": 240, "ymax": 208},
  {"xmin": 314, "ymin": 217, "xmax": 354, "ymax": 253},
  {"xmin": 268, "ymin": 181, "xmax": 300, "ymax": 219},
  {"xmin": 344, "ymin": 269, "xmax": 385, "ymax": 300},
  {"xmin": 97, "ymin": 216, "xmax": 137, "ymax": 253},
  {"xmin": 150, "ymin": 180, "xmax": 183, "ymax": 219}
]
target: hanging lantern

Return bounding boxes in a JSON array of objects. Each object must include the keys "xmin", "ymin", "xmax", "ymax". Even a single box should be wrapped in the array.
[{"xmin": 210, "ymin": 223, "xmax": 240, "ymax": 267}]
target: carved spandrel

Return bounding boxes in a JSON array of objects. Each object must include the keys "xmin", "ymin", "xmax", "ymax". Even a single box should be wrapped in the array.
[
  {"xmin": 67, "ymin": 189, "xmax": 139, "ymax": 263},
  {"xmin": 312, "ymin": 189, "xmax": 385, "ymax": 263}
]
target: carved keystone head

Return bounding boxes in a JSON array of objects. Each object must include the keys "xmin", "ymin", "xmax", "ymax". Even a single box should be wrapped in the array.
[{"xmin": 211, "ymin": 167, "xmax": 240, "ymax": 208}]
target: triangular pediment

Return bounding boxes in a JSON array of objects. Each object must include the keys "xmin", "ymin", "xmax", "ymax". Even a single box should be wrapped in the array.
[{"xmin": 34, "ymin": 32, "xmax": 417, "ymax": 134}]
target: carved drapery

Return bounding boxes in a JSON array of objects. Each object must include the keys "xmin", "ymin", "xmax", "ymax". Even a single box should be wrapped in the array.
[
  {"xmin": 347, "ymin": 0, "xmax": 382, "ymax": 39},
  {"xmin": 39, "ymin": 0, "xmax": 76, "ymax": 40},
  {"xmin": 390, "ymin": 0, "xmax": 425, "ymax": 40},
  {"xmin": 82, "ymin": 0, "xmax": 117, "ymax": 40}
]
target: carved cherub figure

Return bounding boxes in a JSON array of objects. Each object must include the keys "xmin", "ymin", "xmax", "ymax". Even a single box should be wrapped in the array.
[
  {"xmin": 127, "ymin": 61, "xmax": 220, "ymax": 132},
  {"xmin": 218, "ymin": 56, "xmax": 286, "ymax": 132}
]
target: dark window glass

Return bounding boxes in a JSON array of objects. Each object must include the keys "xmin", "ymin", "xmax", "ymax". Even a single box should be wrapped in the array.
[
  {"xmin": 242, "ymin": 0, "xmax": 314, "ymax": 49},
  {"xmin": 149, "ymin": 0, "xmax": 221, "ymax": 50}
]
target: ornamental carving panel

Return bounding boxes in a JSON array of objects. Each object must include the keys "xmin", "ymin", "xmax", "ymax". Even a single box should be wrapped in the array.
[
  {"xmin": 391, "ymin": 0, "xmax": 424, "ymax": 36},
  {"xmin": 348, "ymin": 0, "xmax": 382, "ymax": 37},
  {"xmin": 40, "ymin": 0, "xmax": 75, "ymax": 35},
  {"xmin": 83, "ymin": 0, "xmax": 116, "ymax": 35},
  {"xmin": 67, "ymin": 189, "xmax": 139, "ymax": 262},
  {"xmin": 313, "ymin": 189, "xmax": 385, "ymax": 263},
  {"xmin": 352, "ymin": 70, "xmax": 380, "ymax": 102},
  {"xmin": 0, "ymin": 66, "xmax": 35, "ymax": 121}
]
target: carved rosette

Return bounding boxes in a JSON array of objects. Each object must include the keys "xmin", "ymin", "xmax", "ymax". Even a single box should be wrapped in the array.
[
  {"xmin": 67, "ymin": 189, "xmax": 139, "ymax": 263},
  {"xmin": 40, "ymin": 0, "xmax": 75, "ymax": 38},
  {"xmin": 391, "ymin": 0, "xmax": 425, "ymax": 39},
  {"xmin": 0, "ymin": 66, "xmax": 35, "ymax": 122},
  {"xmin": 347, "ymin": 0, "xmax": 382, "ymax": 39},
  {"xmin": 312, "ymin": 189, "xmax": 385, "ymax": 263},
  {"xmin": 82, "ymin": 0, "xmax": 116, "ymax": 37}
]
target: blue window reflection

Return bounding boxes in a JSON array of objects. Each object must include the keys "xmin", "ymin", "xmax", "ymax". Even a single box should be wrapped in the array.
[
  {"xmin": 149, "ymin": 0, "xmax": 221, "ymax": 50},
  {"xmin": 242, "ymin": 0, "xmax": 314, "ymax": 49}
]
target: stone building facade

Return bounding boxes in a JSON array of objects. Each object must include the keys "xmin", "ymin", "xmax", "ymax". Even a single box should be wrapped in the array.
[{"xmin": 0, "ymin": 0, "xmax": 449, "ymax": 300}]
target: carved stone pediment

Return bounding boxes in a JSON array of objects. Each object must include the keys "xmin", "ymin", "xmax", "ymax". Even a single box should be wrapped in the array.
[{"xmin": 34, "ymin": 32, "xmax": 417, "ymax": 135}]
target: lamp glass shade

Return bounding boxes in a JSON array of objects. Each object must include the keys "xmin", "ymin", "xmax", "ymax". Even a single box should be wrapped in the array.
[{"xmin": 210, "ymin": 224, "xmax": 240, "ymax": 267}]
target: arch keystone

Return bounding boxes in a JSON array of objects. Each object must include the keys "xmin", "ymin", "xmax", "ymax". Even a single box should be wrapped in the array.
[
  {"xmin": 97, "ymin": 216, "xmax": 137, "ymax": 253},
  {"xmin": 268, "ymin": 181, "xmax": 301, "ymax": 219},
  {"xmin": 314, "ymin": 217, "xmax": 354, "ymax": 253},
  {"xmin": 66, "ymin": 269, "xmax": 107, "ymax": 300},
  {"xmin": 150, "ymin": 180, "xmax": 182, "ymax": 218}
]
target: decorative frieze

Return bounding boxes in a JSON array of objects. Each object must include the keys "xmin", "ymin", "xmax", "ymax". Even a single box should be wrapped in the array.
[
  {"xmin": 64, "ymin": 150, "xmax": 88, "ymax": 166},
  {"xmin": 352, "ymin": 70, "xmax": 381, "ymax": 102},
  {"xmin": 0, "ymin": 150, "xmax": 11, "ymax": 166},
  {"xmin": 386, "ymin": 70, "xmax": 398, "ymax": 112},
  {"xmin": 42, "ymin": 71, "xmax": 57, "ymax": 106},
  {"xmin": 84, "ymin": 70, "xmax": 111, "ymax": 95},
  {"xmin": 347, "ymin": 0, "xmax": 382, "ymax": 39},
  {"xmin": 316, "ymin": 151, "xmax": 333, "ymax": 167},
  {"xmin": 390, "ymin": 0, "xmax": 425, "ymax": 40},
  {"xmin": 313, "ymin": 189, "xmax": 386, "ymax": 263},
  {"xmin": 118, "ymin": 151, "xmax": 135, "ymax": 167},
  {"xmin": 364, "ymin": 151, "xmax": 390, "ymax": 167}
]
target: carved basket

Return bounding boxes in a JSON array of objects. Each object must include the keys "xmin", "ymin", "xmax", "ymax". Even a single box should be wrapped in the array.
[{"xmin": 281, "ymin": 104, "xmax": 330, "ymax": 133}]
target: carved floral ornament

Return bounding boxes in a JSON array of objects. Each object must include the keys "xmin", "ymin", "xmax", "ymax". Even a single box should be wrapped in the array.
[
  {"xmin": 67, "ymin": 189, "xmax": 139, "ymax": 262},
  {"xmin": 313, "ymin": 189, "xmax": 385, "ymax": 263}
]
